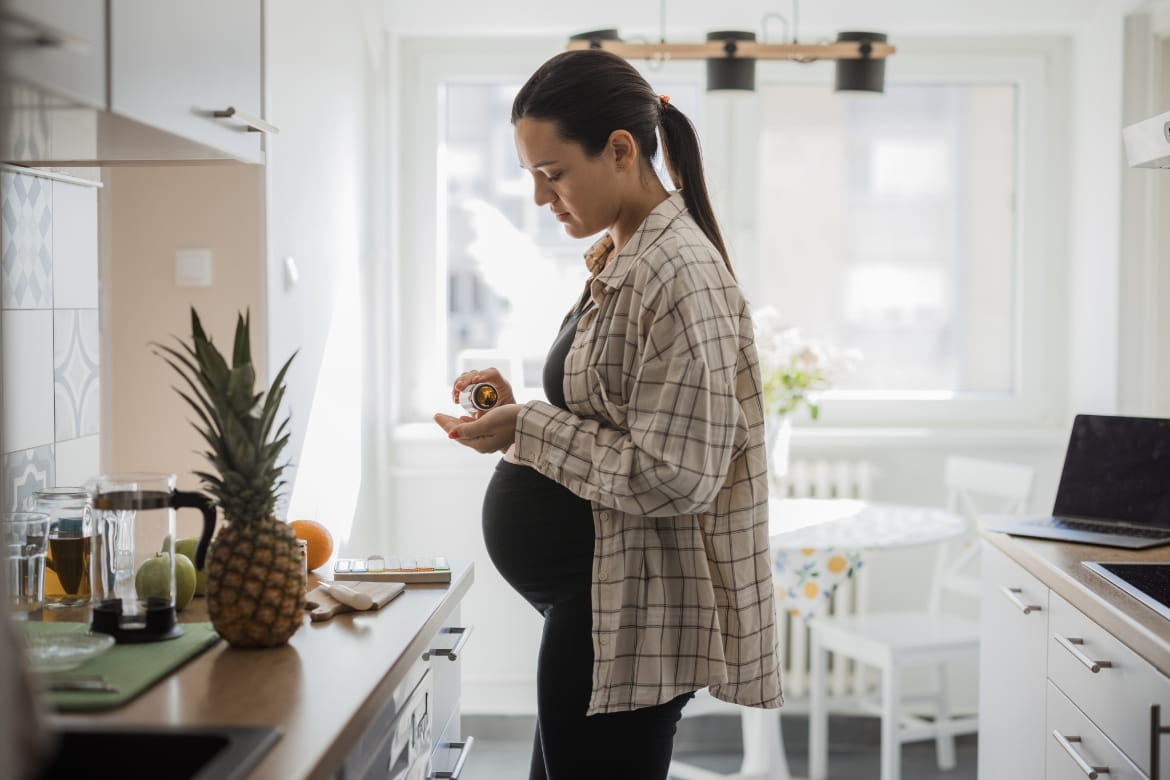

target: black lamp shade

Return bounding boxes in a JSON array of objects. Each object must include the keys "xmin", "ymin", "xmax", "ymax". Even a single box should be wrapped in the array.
[
  {"xmin": 570, "ymin": 29, "xmax": 621, "ymax": 48},
  {"xmin": 834, "ymin": 31, "xmax": 887, "ymax": 94},
  {"xmin": 706, "ymin": 30, "xmax": 756, "ymax": 92}
]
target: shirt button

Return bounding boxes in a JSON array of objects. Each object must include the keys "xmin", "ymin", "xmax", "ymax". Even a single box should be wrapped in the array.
[
  {"xmin": 599, "ymin": 636, "xmax": 609, "ymax": 645},
  {"xmin": 598, "ymin": 571, "xmax": 608, "ymax": 581},
  {"xmin": 600, "ymin": 511, "xmax": 610, "ymax": 522}
]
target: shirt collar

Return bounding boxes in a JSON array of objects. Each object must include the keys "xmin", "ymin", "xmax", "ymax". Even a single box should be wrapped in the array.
[{"xmin": 584, "ymin": 191, "xmax": 688, "ymax": 294}]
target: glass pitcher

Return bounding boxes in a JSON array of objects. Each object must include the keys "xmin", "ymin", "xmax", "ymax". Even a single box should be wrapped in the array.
[{"xmin": 86, "ymin": 473, "xmax": 216, "ymax": 643}]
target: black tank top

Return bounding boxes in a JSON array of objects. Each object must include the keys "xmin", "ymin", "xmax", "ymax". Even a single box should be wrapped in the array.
[{"xmin": 480, "ymin": 299, "xmax": 595, "ymax": 613}]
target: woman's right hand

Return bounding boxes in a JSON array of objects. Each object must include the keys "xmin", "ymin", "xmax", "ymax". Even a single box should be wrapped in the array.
[{"xmin": 451, "ymin": 367, "xmax": 516, "ymax": 417}]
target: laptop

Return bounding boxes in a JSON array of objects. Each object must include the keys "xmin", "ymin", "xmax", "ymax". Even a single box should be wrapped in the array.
[{"xmin": 991, "ymin": 413, "xmax": 1170, "ymax": 549}]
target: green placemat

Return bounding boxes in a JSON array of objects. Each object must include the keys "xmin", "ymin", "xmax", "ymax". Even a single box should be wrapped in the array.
[{"xmin": 22, "ymin": 621, "xmax": 220, "ymax": 712}]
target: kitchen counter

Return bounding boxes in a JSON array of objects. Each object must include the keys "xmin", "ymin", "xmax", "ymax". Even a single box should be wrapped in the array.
[
  {"xmin": 47, "ymin": 560, "xmax": 473, "ymax": 780},
  {"xmin": 981, "ymin": 526, "xmax": 1170, "ymax": 676}
]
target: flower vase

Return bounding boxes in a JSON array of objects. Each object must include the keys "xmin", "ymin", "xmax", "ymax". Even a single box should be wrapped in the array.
[{"xmin": 766, "ymin": 414, "xmax": 792, "ymax": 484}]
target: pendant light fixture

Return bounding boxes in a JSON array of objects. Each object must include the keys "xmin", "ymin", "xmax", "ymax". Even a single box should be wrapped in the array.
[{"xmin": 566, "ymin": 2, "xmax": 895, "ymax": 94}]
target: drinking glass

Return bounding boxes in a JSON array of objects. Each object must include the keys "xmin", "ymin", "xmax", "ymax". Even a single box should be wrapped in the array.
[
  {"xmin": 3, "ymin": 512, "xmax": 50, "ymax": 618},
  {"xmin": 31, "ymin": 488, "xmax": 94, "ymax": 608}
]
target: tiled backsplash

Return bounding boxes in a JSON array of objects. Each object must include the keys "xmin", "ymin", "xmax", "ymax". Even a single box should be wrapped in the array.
[{"xmin": 1, "ymin": 167, "xmax": 100, "ymax": 511}]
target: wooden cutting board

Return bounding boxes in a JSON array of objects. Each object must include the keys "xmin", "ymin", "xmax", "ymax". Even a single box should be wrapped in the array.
[{"xmin": 304, "ymin": 581, "xmax": 406, "ymax": 622}]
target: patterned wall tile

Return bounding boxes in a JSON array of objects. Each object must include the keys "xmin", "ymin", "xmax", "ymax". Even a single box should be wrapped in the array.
[
  {"xmin": 54, "ymin": 309, "xmax": 100, "ymax": 440},
  {"xmin": 1, "ymin": 85, "xmax": 50, "ymax": 163},
  {"xmin": 3, "ymin": 445, "xmax": 54, "ymax": 512},
  {"xmin": 1, "ymin": 170, "xmax": 53, "ymax": 309}
]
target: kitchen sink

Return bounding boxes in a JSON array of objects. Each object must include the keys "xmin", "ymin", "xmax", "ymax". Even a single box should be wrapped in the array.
[{"xmin": 32, "ymin": 724, "xmax": 281, "ymax": 780}]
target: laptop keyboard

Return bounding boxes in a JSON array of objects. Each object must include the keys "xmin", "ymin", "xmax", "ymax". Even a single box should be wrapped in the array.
[{"xmin": 1049, "ymin": 517, "xmax": 1170, "ymax": 538}]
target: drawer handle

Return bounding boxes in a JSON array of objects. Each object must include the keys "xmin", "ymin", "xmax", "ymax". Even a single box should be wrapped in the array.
[
  {"xmin": 1152, "ymin": 704, "xmax": 1170, "ymax": 780},
  {"xmin": 1052, "ymin": 731, "xmax": 1110, "ymax": 778},
  {"xmin": 1055, "ymin": 634, "xmax": 1112, "ymax": 673},
  {"xmin": 999, "ymin": 585, "xmax": 1042, "ymax": 614},
  {"xmin": 423, "ymin": 625, "xmax": 473, "ymax": 661},
  {"xmin": 212, "ymin": 106, "xmax": 280, "ymax": 135},
  {"xmin": 429, "ymin": 736, "xmax": 475, "ymax": 779}
]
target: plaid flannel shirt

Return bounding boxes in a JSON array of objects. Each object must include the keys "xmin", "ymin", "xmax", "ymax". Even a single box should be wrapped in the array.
[{"xmin": 513, "ymin": 192, "xmax": 783, "ymax": 715}]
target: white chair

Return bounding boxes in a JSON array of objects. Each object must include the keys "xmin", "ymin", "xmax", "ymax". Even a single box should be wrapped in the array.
[{"xmin": 807, "ymin": 455, "xmax": 1035, "ymax": 780}]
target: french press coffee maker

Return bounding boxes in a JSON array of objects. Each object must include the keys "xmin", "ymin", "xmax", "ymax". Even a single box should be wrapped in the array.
[{"xmin": 86, "ymin": 473, "xmax": 216, "ymax": 642}]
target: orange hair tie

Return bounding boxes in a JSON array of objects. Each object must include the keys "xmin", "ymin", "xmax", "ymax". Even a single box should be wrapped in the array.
[{"xmin": 658, "ymin": 94, "xmax": 671, "ymax": 105}]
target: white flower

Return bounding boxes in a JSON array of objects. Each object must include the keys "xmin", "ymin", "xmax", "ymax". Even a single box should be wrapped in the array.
[{"xmin": 752, "ymin": 306, "xmax": 861, "ymax": 420}]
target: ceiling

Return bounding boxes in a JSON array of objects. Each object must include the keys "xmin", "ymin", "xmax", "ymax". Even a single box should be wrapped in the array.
[{"xmin": 382, "ymin": 0, "xmax": 1131, "ymax": 38}]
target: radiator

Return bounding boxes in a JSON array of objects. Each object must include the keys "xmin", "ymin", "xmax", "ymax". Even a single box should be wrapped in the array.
[{"xmin": 773, "ymin": 459, "xmax": 877, "ymax": 699}]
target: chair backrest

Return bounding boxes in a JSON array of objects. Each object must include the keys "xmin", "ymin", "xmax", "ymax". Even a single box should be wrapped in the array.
[{"xmin": 928, "ymin": 455, "xmax": 1035, "ymax": 612}]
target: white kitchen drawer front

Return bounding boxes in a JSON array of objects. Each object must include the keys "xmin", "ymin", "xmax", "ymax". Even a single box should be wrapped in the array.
[
  {"xmin": 428, "ymin": 703, "xmax": 474, "ymax": 780},
  {"xmin": 343, "ymin": 661, "xmax": 432, "ymax": 780},
  {"xmin": 1049, "ymin": 592, "xmax": 1170, "ymax": 777},
  {"xmin": 425, "ymin": 608, "xmax": 470, "ymax": 744},
  {"xmin": 1047, "ymin": 681, "xmax": 1145, "ymax": 780},
  {"xmin": 979, "ymin": 542, "xmax": 1050, "ymax": 780}
]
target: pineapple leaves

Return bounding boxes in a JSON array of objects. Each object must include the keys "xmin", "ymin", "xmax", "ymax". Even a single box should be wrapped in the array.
[{"xmin": 152, "ymin": 307, "xmax": 296, "ymax": 521}]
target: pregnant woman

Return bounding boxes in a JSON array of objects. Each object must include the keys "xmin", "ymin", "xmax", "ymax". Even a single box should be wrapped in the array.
[{"xmin": 434, "ymin": 48, "xmax": 782, "ymax": 780}]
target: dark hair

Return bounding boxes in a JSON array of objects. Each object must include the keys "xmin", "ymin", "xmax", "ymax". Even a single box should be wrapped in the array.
[{"xmin": 511, "ymin": 49, "xmax": 733, "ymax": 277}]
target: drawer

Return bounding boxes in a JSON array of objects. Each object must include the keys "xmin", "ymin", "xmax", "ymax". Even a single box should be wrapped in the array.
[
  {"xmin": 1047, "ymin": 681, "xmax": 1145, "ymax": 780},
  {"xmin": 1049, "ymin": 592, "xmax": 1170, "ymax": 776},
  {"xmin": 424, "ymin": 608, "xmax": 470, "ymax": 744},
  {"xmin": 342, "ymin": 661, "xmax": 432, "ymax": 780},
  {"xmin": 360, "ymin": 668, "xmax": 433, "ymax": 780},
  {"xmin": 428, "ymin": 703, "xmax": 474, "ymax": 780}
]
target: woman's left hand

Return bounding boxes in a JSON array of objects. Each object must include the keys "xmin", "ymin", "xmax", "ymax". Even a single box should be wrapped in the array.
[{"xmin": 434, "ymin": 404, "xmax": 523, "ymax": 454}]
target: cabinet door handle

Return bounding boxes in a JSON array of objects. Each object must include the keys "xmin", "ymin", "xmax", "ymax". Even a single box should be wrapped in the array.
[
  {"xmin": 212, "ymin": 106, "xmax": 280, "ymax": 135},
  {"xmin": 1054, "ymin": 634, "xmax": 1112, "ymax": 673},
  {"xmin": 428, "ymin": 736, "xmax": 475, "ymax": 779},
  {"xmin": 423, "ymin": 624, "xmax": 473, "ymax": 661},
  {"xmin": 1152, "ymin": 704, "xmax": 1170, "ymax": 780},
  {"xmin": 1052, "ymin": 731, "xmax": 1110, "ymax": 778},
  {"xmin": 999, "ymin": 585, "xmax": 1042, "ymax": 614}
]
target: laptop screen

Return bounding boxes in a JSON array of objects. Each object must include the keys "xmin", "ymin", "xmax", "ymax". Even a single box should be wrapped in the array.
[{"xmin": 1053, "ymin": 414, "xmax": 1170, "ymax": 527}]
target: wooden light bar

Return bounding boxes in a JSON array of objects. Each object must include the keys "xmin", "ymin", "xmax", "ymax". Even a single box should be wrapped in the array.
[{"xmin": 565, "ymin": 38, "xmax": 896, "ymax": 62}]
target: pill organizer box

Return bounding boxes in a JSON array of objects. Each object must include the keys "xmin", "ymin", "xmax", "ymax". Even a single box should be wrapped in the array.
[{"xmin": 332, "ymin": 555, "xmax": 452, "ymax": 584}]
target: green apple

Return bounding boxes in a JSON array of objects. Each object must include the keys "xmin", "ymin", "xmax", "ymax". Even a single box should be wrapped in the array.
[
  {"xmin": 135, "ymin": 552, "xmax": 197, "ymax": 610},
  {"xmin": 174, "ymin": 537, "xmax": 208, "ymax": 596}
]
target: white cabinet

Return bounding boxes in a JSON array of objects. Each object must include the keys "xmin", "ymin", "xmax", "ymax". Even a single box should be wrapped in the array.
[
  {"xmin": 109, "ymin": 0, "xmax": 265, "ymax": 163},
  {"xmin": 426, "ymin": 610, "xmax": 474, "ymax": 778},
  {"xmin": 339, "ymin": 607, "xmax": 473, "ymax": 780},
  {"xmin": 980, "ymin": 538, "xmax": 1170, "ymax": 780},
  {"xmin": 2, "ymin": 0, "xmax": 105, "ymax": 107},
  {"xmin": 979, "ymin": 542, "xmax": 1050, "ymax": 780},
  {"xmin": 1048, "ymin": 592, "xmax": 1170, "ymax": 779},
  {"xmin": 1, "ymin": 0, "xmax": 269, "ymax": 164}
]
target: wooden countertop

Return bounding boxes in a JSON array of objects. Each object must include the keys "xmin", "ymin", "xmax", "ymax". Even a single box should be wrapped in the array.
[
  {"xmin": 48, "ymin": 560, "xmax": 474, "ymax": 780},
  {"xmin": 981, "ymin": 526, "xmax": 1170, "ymax": 677}
]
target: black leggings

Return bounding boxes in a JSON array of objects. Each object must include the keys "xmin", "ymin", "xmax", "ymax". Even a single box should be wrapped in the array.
[
  {"xmin": 481, "ymin": 460, "xmax": 693, "ymax": 778},
  {"xmin": 528, "ymin": 590, "xmax": 693, "ymax": 780}
]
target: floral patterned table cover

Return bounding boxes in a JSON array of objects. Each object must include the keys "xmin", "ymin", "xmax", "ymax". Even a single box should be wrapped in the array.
[{"xmin": 768, "ymin": 498, "xmax": 966, "ymax": 620}]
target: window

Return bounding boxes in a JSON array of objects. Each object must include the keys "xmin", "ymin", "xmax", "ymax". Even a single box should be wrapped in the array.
[
  {"xmin": 396, "ymin": 40, "xmax": 1064, "ymax": 428},
  {"xmin": 756, "ymin": 83, "xmax": 1017, "ymax": 395}
]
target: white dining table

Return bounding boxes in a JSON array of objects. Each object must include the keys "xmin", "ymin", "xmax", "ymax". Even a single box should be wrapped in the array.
[{"xmin": 768, "ymin": 497, "xmax": 967, "ymax": 620}]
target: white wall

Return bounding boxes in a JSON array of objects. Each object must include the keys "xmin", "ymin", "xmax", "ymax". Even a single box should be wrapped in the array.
[{"xmin": 264, "ymin": 0, "xmax": 389, "ymax": 552}]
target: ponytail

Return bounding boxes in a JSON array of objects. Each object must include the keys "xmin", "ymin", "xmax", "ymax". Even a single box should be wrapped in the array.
[{"xmin": 658, "ymin": 103, "xmax": 734, "ymax": 278}]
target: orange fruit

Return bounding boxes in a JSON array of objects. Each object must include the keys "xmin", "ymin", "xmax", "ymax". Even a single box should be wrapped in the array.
[{"xmin": 290, "ymin": 519, "xmax": 334, "ymax": 571}]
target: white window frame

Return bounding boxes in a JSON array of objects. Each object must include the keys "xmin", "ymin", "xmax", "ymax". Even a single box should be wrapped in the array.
[{"xmin": 393, "ymin": 35, "xmax": 1069, "ymax": 432}]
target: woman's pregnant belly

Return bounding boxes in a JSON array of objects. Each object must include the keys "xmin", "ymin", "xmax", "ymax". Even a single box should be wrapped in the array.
[{"xmin": 481, "ymin": 459, "xmax": 595, "ymax": 613}]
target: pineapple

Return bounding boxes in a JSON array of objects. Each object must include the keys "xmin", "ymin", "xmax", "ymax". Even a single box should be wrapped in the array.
[{"xmin": 157, "ymin": 308, "xmax": 304, "ymax": 648}]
